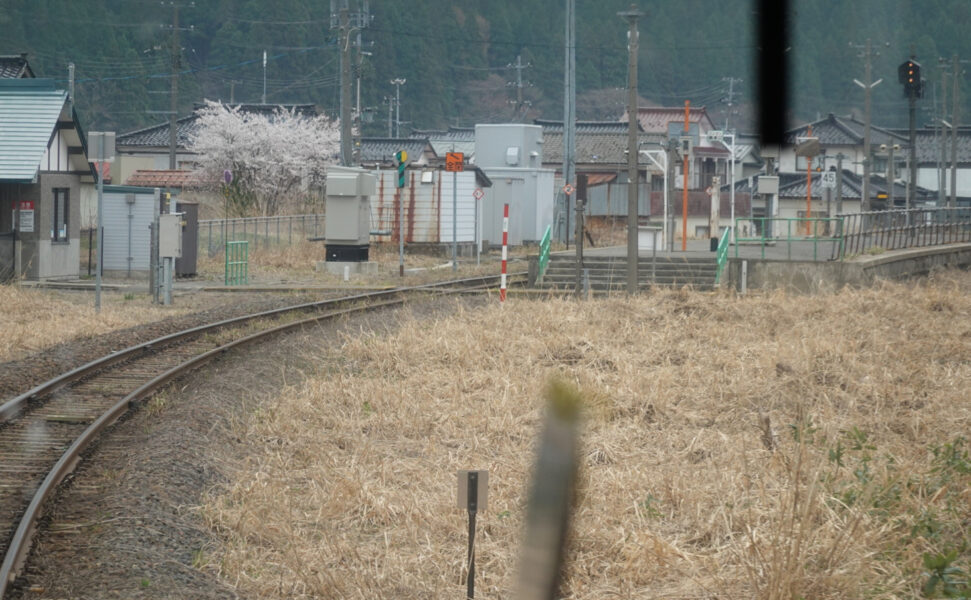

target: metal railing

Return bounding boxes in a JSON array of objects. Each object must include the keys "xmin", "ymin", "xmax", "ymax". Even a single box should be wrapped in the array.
[
  {"xmin": 537, "ymin": 225, "xmax": 552, "ymax": 281},
  {"xmin": 837, "ymin": 208, "xmax": 971, "ymax": 259},
  {"xmin": 225, "ymin": 241, "xmax": 249, "ymax": 285},
  {"xmin": 714, "ymin": 227, "xmax": 732, "ymax": 285},
  {"xmin": 200, "ymin": 214, "xmax": 323, "ymax": 255},
  {"xmin": 734, "ymin": 216, "xmax": 843, "ymax": 261}
]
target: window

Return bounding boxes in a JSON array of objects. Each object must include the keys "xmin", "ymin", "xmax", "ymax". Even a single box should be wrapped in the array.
[{"xmin": 52, "ymin": 188, "xmax": 69, "ymax": 242}]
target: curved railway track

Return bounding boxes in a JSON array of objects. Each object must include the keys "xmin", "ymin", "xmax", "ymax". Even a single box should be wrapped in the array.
[{"xmin": 0, "ymin": 274, "xmax": 522, "ymax": 598}]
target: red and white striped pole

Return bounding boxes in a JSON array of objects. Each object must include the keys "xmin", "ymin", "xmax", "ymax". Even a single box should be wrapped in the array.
[{"xmin": 500, "ymin": 203, "xmax": 509, "ymax": 303}]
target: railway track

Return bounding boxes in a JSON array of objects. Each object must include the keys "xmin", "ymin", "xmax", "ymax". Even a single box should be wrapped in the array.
[{"xmin": 0, "ymin": 274, "xmax": 522, "ymax": 598}]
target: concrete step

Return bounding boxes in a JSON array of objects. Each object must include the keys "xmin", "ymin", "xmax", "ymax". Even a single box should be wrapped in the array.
[{"xmin": 538, "ymin": 280, "xmax": 715, "ymax": 292}]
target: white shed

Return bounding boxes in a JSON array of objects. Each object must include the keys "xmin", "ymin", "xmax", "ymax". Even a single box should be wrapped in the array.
[{"xmin": 100, "ymin": 185, "xmax": 160, "ymax": 276}]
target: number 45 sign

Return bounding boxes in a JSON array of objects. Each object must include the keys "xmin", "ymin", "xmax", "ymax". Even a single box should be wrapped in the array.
[{"xmin": 821, "ymin": 171, "xmax": 836, "ymax": 189}]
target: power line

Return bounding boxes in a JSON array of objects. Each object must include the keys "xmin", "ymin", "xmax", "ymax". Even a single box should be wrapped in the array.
[{"xmin": 366, "ymin": 26, "xmax": 754, "ymax": 52}]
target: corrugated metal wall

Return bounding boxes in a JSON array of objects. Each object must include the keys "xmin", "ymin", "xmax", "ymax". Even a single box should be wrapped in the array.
[
  {"xmin": 369, "ymin": 169, "xmax": 476, "ymax": 244},
  {"xmin": 102, "ymin": 190, "xmax": 155, "ymax": 273}
]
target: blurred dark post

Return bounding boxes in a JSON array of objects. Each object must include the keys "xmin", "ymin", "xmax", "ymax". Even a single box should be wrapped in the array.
[
  {"xmin": 757, "ymin": 0, "xmax": 789, "ymax": 144},
  {"xmin": 515, "ymin": 381, "xmax": 582, "ymax": 600},
  {"xmin": 574, "ymin": 174, "xmax": 587, "ymax": 296}
]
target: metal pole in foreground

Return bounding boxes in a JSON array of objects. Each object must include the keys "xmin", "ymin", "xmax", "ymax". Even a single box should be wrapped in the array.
[
  {"xmin": 466, "ymin": 471, "xmax": 478, "ymax": 599},
  {"xmin": 453, "ymin": 160, "xmax": 458, "ymax": 273},
  {"xmin": 95, "ymin": 157, "xmax": 103, "ymax": 313},
  {"xmin": 949, "ymin": 53, "xmax": 959, "ymax": 210},
  {"xmin": 563, "ymin": 0, "xmax": 576, "ymax": 245},
  {"xmin": 682, "ymin": 100, "xmax": 691, "ymax": 252},
  {"xmin": 729, "ymin": 131, "xmax": 736, "ymax": 243},
  {"xmin": 500, "ymin": 203, "xmax": 509, "ymax": 302},
  {"xmin": 398, "ymin": 183, "xmax": 404, "ymax": 277}
]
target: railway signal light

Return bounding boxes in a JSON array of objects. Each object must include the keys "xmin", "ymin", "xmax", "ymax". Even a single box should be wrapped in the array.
[{"xmin": 898, "ymin": 59, "xmax": 923, "ymax": 97}]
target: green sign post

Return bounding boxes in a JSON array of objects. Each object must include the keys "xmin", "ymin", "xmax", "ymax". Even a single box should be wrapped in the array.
[{"xmin": 396, "ymin": 150, "xmax": 408, "ymax": 276}]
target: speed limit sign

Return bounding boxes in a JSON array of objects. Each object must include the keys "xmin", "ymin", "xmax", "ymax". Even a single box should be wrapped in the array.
[{"xmin": 821, "ymin": 171, "xmax": 836, "ymax": 189}]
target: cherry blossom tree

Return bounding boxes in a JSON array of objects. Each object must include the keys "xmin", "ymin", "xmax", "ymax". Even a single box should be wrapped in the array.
[{"xmin": 189, "ymin": 100, "xmax": 340, "ymax": 216}]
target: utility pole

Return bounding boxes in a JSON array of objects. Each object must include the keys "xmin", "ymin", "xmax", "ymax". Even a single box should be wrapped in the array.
[
  {"xmin": 68, "ymin": 63, "xmax": 75, "ymax": 104},
  {"xmin": 168, "ymin": 2, "xmax": 180, "ymax": 170},
  {"xmin": 667, "ymin": 139, "xmax": 676, "ymax": 252},
  {"xmin": 228, "ymin": 79, "xmax": 242, "ymax": 104},
  {"xmin": 391, "ymin": 78, "xmax": 406, "ymax": 137},
  {"xmin": 852, "ymin": 39, "xmax": 884, "ymax": 215},
  {"xmin": 385, "ymin": 96, "xmax": 393, "ymax": 137},
  {"xmin": 939, "ymin": 65, "xmax": 948, "ymax": 205},
  {"xmin": 619, "ymin": 5, "xmax": 642, "ymax": 295},
  {"xmin": 563, "ymin": 0, "xmax": 576, "ymax": 245},
  {"xmin": 331, "ymin": 0, "xmax": 370, "ymax": 164},
  {"xmin": 262, "ymin": 50, "xmax": 267, "ymax": 104},
  {"xmin": 339, "ymin": 7, "xmax": 352, "ymax": 165},
  {"xmin": 836, "ymin": 153, "xmax": 844, "ymax": 216},
  {"xmin": 508, "ymin": 54, "xmax": 531, "ymax": 121},
  {"xmin": 722, "ymin": 76, "xmax": 742, "ymax": 131},
  {"xmin": 950, "ymin": 53, "xmax": 960, "ymax": 210},
  {"xmin": 908, "ymin": 57, "xmax": 918, "ymax": 214}
]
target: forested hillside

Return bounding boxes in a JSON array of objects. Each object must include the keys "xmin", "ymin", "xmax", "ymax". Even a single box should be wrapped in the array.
[{"xmin": 1, "ymin": 0, "xmax": 969, "ymax": 135}]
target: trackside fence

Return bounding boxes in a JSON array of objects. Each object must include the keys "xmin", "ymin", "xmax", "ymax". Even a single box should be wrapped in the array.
[
  {"xmin": 734, "ymin": 216, "xmax": 843, "ymax": 261},
  {"xmin": 837, "ymin": 208, "xmax": 971, "ymax": 259},
  {"xmin": 200, "ymin": 214, "xmax": 323, "ymax": 255}
]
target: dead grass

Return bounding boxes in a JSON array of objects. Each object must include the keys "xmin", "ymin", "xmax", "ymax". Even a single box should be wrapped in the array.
[
  {"xmin": 0, "ymin": 286, "xmax": 188, "ymax": 362},
  {"xmin": 202, "ymin": 270, "xmax": 971, "ymax": 599},
  {"xmin": 196, "ymin": 239, "xmax": 530, "ymax": 286}
]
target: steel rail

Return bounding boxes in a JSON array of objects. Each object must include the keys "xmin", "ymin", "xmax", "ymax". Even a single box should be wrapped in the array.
[
  {"xmin": 0, "ymin": 272, "xmax": 524, "ymax": 597},
  {"xmin": 0, "ymin": 273, "xmax": 524, "ymax": 425}
]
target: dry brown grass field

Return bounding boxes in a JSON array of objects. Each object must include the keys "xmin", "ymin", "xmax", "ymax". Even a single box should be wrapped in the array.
[
  {"xmin": 0, "ymin": 286, "xmax": 188, "ymax": 363},
  {"xmin": 202, "ymin": 270, "xmax": 971, "ymax": 599}
]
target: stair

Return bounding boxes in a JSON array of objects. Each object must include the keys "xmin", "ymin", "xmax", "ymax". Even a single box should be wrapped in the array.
[{"xmin": 537, "ymin": 254, "xmax": 719, "ymax": 292}]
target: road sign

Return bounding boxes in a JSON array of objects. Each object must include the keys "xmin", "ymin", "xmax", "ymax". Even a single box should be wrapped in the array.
[
  {"xmin": 473, "ymin": 188, "xmax": 484, "ymax": 200},
  {"xmin": 17, "ymin": 201, "xmax": 34, "ymax": 233},
  {"xmin": 457, "ymin": 470, "xmax": 489, "ymax": 511},
  {"xmin": 563, "ymin": 183, "xmax": 575, "ymax": 195},
  {"xmin": 446, "ymin": 152, "xmax": 464, "ymax": 172},
  {"xmin": 396, "ymin": 150, "xmax": 408, "ymax": 188},
  {"xmin": 795, "ymin": 137, "xmax": 820, "ymax": 157},
  {"xmin": 821, "ymin": 171, "xmax": 836, "ymax": 189}
]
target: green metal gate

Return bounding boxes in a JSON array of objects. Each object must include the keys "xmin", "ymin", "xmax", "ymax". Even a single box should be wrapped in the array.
[{"xmin": 225, "ymin": 240, "xmax": 249, "ymax": 285}]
